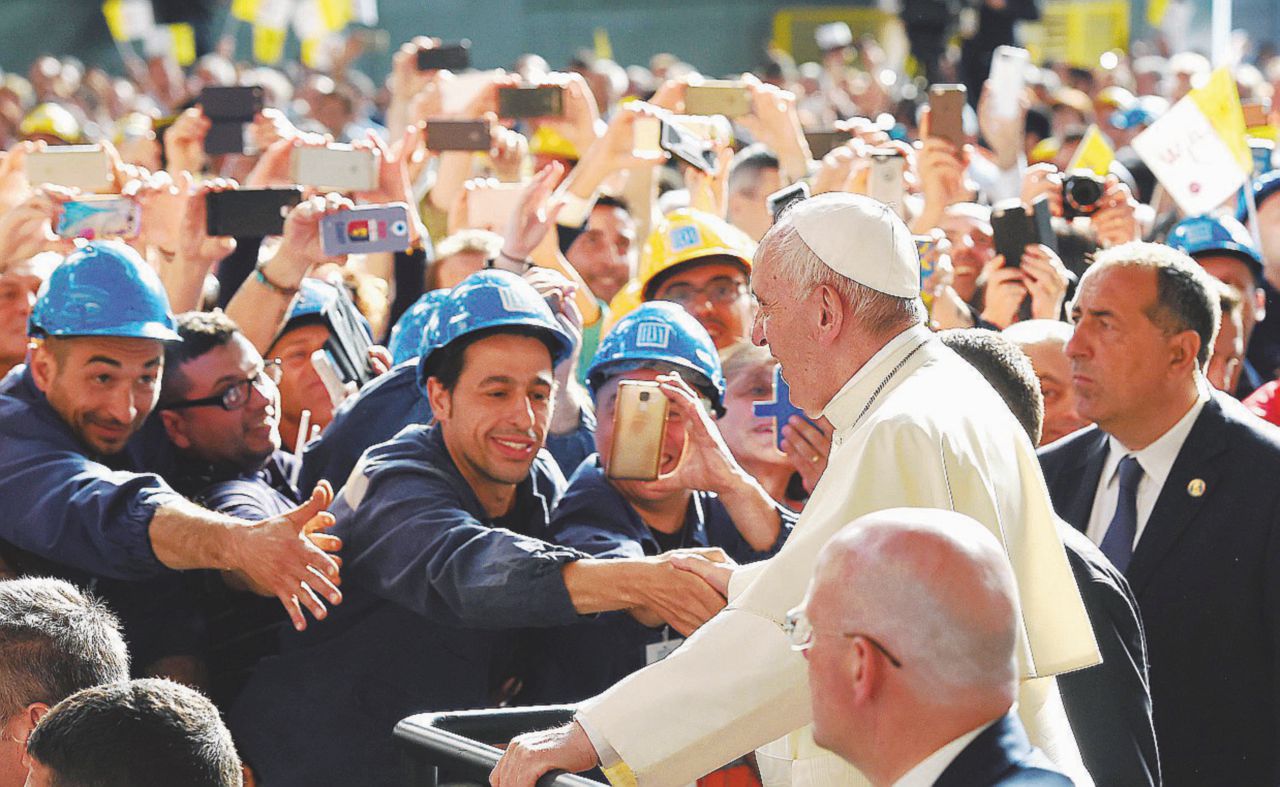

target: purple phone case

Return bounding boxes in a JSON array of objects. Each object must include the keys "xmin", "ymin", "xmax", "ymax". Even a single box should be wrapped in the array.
[{"xmin": 320, "ymin": 205, "xmax": 413, "ymax": 255}]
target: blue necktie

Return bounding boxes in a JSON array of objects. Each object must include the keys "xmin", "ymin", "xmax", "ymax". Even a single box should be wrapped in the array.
[{"xmin": 1100, "ymin": 455, "xmax": 1144, "ymax": 572}]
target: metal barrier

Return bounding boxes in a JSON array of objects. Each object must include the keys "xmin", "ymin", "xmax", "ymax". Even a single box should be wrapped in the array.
[{"xmin": 395, "ymin": 706, "xmax": 607, "ymax": 787}]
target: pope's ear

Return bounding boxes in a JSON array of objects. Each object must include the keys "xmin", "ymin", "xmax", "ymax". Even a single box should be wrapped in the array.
[{"xmin": 815, "ymin": 284, "xmax": 845, "ymax": 343}]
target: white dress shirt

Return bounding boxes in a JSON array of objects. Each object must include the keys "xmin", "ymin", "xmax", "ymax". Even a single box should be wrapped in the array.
[
  {"xmin": 1085, "ymin": 389, "xmax": 1209, "ymax": 549},
  {"xmin": 890, "ymin": 719, "xmax": 997, "ymax": 787}
]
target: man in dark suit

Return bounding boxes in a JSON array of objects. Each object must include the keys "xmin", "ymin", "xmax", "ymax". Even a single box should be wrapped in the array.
[
  {"xmin": 1040, "ymin": 241, "xmax": 1280, "ymax": 786},
  {"xmin": 941, "ymin": 328, "xmax": 1159, "ymax": 786},
  {"xmin": 798, "ymin": 508, "xmax": 1070, "ymax": 786}
]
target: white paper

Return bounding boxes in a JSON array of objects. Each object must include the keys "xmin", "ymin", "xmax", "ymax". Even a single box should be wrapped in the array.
[{"xmin": 1132, "ymin": 97, "xmax": 1248, "ymax": 216}]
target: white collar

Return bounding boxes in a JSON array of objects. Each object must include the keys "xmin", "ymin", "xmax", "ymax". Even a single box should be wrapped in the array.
[
  {"xmin": 820, "ymin": 323, "xmax": 933, "ymax": 433},
  {"xmin": 890, "ymin": 718, "xmax": 998, "ymax": 787},
  {"xmin": 1101, "ymin": 384, "xmax": 1209, "ymax": 493}
]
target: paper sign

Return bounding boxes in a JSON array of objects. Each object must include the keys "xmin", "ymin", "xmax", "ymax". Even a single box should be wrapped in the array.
[
  {"xmin": 1066, "ymin": 124, "xmax": 1115, "ymax": 176},
  {"xmin": 1132, "ymin": 97, "xmax": 1249, "ymax": 215},
  {"xmin": 101, "ymin": 0, "xmax": 154, "ymax": 42}
]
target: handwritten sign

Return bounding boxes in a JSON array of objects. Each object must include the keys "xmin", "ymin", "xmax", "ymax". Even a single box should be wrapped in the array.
[{"xmin": 1133, "ymin": 97, "xmax": 1248, "ymax": 216}]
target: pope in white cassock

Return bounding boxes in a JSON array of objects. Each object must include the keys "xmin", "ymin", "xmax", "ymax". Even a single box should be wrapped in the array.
[{"xmin": 492, "ymin": 193, "xmax": 1101, "ymax": 787}]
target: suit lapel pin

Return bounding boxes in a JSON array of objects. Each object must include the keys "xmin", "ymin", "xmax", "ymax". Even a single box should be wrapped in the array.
[{"xmin": 1187, "ymin": 478, "xmax": 1206, "ymax": 498}]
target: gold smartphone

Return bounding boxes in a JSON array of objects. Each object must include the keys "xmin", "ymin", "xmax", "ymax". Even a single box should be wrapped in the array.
[
  {"xmin": 607, "ymin": 380, "xmax": 669, "ymax": 481},
  {"xmin": 684, "ymin": 81, "xmax": 752, "ymax": 118}
]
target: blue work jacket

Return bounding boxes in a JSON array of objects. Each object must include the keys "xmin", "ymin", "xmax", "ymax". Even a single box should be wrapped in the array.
[
  {"xmin": 523, "ymin": 456, "xmax": 794, "ymax": 704},
  {"xmin": 299, "ymin": 359, "xmax": 597, "ymax": 492},
  {"xmin": 229, "ymin": 424, "xmax": 587, "ymax": 787},
  {"xmin": 0, "ymin": 368, "xmax": 202, "ymax": 670}
]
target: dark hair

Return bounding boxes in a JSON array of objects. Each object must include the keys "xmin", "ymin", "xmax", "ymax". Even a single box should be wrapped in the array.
[
  {"xmin": 160, "ymin": 310, "xmax": 242, "ymax": 406},
  {"xmin": 1025, "ymin": 106, "xmax": 1052, "ymax": 143},
  {"xmin": 0, "ymin": 578, "xmax": 129, "ymax": 717},
  {"xmin": 594, "ymin": 194, "xmax": 632, "ymax": 215},
  {"xmin": 1089, "ymin": 242, "xmax": 1221, "ymax": 366},
  {"xmin": 26, "ymin": 678, "xmax": 241, "ymax": 787},
  {"xmin": 728, "ymin": 144, "xmax": 781, "ymax": 194},
  {"xmin": 423, "ymin": 325, "xmax": 559, "ymax": 392},
  {"xmin": 939, "ymin": 329, "xmax": 1043, "ymax": 445}
]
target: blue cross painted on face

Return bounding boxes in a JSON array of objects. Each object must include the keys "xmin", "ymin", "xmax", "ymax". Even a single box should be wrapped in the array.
[{"xmin": 752, "ymin": 365, "xmax": 816, "ymax": 451}]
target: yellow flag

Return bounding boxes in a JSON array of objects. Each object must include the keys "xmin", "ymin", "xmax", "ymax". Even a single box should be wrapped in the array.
[
  {"xmin": 300, "ymin": 38, "xmax": 322, "ymax": 68},
  {"xmin": 594, "ymin": 28, "xmax": 613, "ymax": 61},
  {"xmin": 102, "ymin": 0, "xmax": 126, "ymax": 41},
  {"xmin": 231, "ymin": 0, "xmax": 259, "ymax": 22},
  {"xmin": 102, "ymin": 0, "xmax": 151, "ymax": 41},
  {"xmin": 318, "ymin": 0, "xmax": 351, "ymax": 32},
  {"xmin": 253, "ymin": 25, "xmax": 288, "ymax": 64},
  {"xmin": 168, "ymin": 23, "xmax": 197, "ymax": 66},
  {"xmin": 1147, "ymin": 0, "xmax": 1169, "ymax": 26},
  {"xmin": 1067, "ymin": 124, "xmax": 1115, "ymax": 176},
  {"xmin": 1189, "ymin": 67, "xmax": 1253, "ymax": 175}
]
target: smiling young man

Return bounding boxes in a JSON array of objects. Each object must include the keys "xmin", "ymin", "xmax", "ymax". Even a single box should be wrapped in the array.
[
  {"xmin": 157, "ymin": 310, "xmax": 304, "ymax": 710},
  {"xmin": 229, "ymin": 271, "xmax": 730, "ymax": 787},
  {"xmin": 0, "ymin": 243, "xmax": 341, "ymax": 649}
]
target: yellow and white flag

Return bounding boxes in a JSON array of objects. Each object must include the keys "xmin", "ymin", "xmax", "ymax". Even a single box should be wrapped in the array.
[
  {"xmin": 102, "ymin": 0, "xmax": 154, "ymax": 42},
  {"xmin": 1066, "ymin": 124, "xmax": 1115, "ymax": 176},
  {"xmin": 1132, "ymin": 67, "xmax": 1252, "ymax": 215}
]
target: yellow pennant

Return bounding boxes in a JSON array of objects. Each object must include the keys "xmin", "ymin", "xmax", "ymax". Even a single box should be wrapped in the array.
[
  {"xmin": 1189, "ymin": 68, "xmax": 1253, "ymax": 175},
  {"xmin": 169, "ymin": 23, "xmax": 197, "ymax": 67},
  {"xmin": 318, "ymin": 0, "xmax": 351, "ymax": 32},
  {"xmin": 1147, "ymin": 0, "xmax": 1169, "ymax": 26},
  {"xmin": 253, "ymin": 25, "xmax": 288, "ymax": 64},
  {"xmin": 231, "ymin": 0, "xmax": 259, "ymax": 22},
  {"xmin": 593, "ymin": 27, "xmax": 613, "ymax": 61},
  {"xmin": 1067, "ymin": 124, "xmax": 1115, "ymax": 176}
]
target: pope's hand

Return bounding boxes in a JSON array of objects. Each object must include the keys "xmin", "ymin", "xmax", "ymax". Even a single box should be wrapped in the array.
[
  {"xmin": 669, "ymin": 550, "xmax": 736, "ymax": 596},
  {"xmin": 491, "ymin": 721, "xmax": 598, "ymax": 787}
]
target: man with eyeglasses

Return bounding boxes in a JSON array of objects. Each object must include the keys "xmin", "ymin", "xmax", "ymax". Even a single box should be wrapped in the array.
[
  {"xmin": 637, "ymin": 209, "xmax": 756, "ymax": 351},
  {"xmin": 794, "ymin": 508, "xmax": 1070, "ymax": 786},
  {"xmin": 156, "ymin": 310, "xmax": 303, "ymax": 709}
]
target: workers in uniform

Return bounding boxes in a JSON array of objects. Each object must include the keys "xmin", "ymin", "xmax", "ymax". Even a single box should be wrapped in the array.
[
  {"xmin": 528, "ymin": 301, "xmax": 796, "ymax": 704},
  {"xmin": 229, "ymin": 270, "xmax": 728, "ymax": 787}
]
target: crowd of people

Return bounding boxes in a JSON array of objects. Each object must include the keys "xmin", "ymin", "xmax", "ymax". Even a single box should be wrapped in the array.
[{"xmin": 2, "ymin": 10, "xmax": 1280, "ymax": 787}]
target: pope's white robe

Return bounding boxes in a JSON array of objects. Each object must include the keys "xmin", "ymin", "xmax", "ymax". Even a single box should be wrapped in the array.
[{"xmin": 577, "ymin": 325, "xmax": 1101, "ymax": 787}]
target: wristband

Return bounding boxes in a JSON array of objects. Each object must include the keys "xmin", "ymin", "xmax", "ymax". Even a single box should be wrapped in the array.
[{"xmin": 253, "ymin": 264, "xmax": 301, "ymax": 296}]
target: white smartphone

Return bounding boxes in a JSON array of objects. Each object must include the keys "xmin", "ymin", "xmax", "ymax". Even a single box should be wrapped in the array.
[
  {"xmin": 310, "ymin": 348, "xmax": 354, "ymax": 406},
  {"xmin": 868, "ymin": 150, "xmax": 906, "ymax": 218},
  {"xmin": 25, "ymin": 145, "xmax": 113, "ymax": 193},
  {"xmin": 988, "ymin": 46, "xmax": 1030, "ymax": 120},
  {"xmin": 466, "ymin": 182, "xmax": 525, "ymax": 232},
  {"xmin": 634, "ymin": 116, "xmax": 662, "ymax": 156},
  {"xmin": 290, "ymin": 145, "xmax": 379, "ymax": 192}
]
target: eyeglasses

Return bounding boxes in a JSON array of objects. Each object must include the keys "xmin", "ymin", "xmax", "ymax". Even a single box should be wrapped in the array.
[
  {"xmin": 161, "ymin": 360, "xmax": 282, "ymax": 412},
  {"xmin": 658, "ymin": 277, "xmax": 748, "ymax": 308},
  {"xmin": 783, "ymin": 606, "xmax": 903, "ymax": 668}
]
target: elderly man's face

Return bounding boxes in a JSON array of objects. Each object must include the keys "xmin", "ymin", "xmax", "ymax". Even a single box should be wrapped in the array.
[
  {"xmin": 1018, "ymin": 338, "xmax": 1090, "ymax": 445},
  {"xmin": 749, "ymin": 251, "xmax": 823, "ymax": 414}
]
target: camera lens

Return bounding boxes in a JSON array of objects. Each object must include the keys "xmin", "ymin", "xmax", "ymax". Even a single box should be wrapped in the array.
[
  {"xmin": 639, "ymin": 391, "xmax": 650, "ymax": 402},
  {"xmin": 1065, "ymin": 175, "xmax": 1104, "ymax": 212}
]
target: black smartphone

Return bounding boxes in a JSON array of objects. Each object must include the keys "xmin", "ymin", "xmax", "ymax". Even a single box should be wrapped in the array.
[
  {"xmin": 417, "ymin": 40, "xmax": 471, "ymax": 71},
  {"xmin": 321, "ymin": 286, "xmax": 374, "ymax": 386},
  {"xmin": 766, "ymin": 181, "xmax": 809, "ymax": 222},
  {"xmin": 497, "ymin": 86, "xmax": 565, "ymax": 119},
  {"xmin": 660, "ymin": 119, "xmax": 717, "ymax": 174},
  {"xmin": 425, "ymin": 119, "xmax": 491, "ymax": 151},
  {"xmin": 804, "ymin": 129, "xmax": 853, "ymax": 159},
  {"xmin": 205, "ymin": 188, "xmax": 304, "ymax": 237},
  {"xmin": 199, "ymin": 86, "xmax": 264, "ymax": 121},
  {"xmin": 991, "ymin": 200, "xmax": 1033, "ymax": 268},
  {"xmin": 990, "ymin": 196, "xmax": 1056, "ymax": 267},
  {"xmin": 204, "ymin": 122, "xmax": 251, "ymax": 156}
]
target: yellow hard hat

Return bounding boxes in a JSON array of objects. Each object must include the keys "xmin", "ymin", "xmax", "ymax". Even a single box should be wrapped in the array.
[
  {"xmin": 637, "ymin": 208, "xmax": 755, "ymax": 300},
  {"xmin": 602, "ymin": 278, "xmax": 643, "ymax": 336},
  {"xmin": 1030, "ymin": 137, "xmax": 1061, "ymax": 165},
  {"xmin": 20, "ymin": 103, "xmax": 81, "ymax": 143},
  {"xmin": 529, "ymin": 124, "xmax": 579, "ymax": 161}
]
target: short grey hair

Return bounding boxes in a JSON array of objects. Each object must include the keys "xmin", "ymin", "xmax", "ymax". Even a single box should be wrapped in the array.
[
  {"xmin": 763, "ymin": 220, "xmax": 924, "ymax": 335},
  {"xmin": 0, "ymin": 578, "xmax": 129, "ymax": 717}
]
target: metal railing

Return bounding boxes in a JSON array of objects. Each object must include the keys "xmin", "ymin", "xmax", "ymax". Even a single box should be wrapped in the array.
[{"xmin": 395, "ymin": 706, "xmax": 608, "ymax": 787}]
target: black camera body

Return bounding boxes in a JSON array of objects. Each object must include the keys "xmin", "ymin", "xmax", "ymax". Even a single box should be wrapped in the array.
[{"xmin": 1062, "ymin": 172, "xmax": 1106, "ymax": 219}]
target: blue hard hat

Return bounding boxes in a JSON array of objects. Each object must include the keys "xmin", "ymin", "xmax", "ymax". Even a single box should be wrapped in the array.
[
  {"xmin": 417, "ymin": 270, "xmax": 575, "ymax": 393},
  {"xmin": 586, "ymin": 300, "xmax": 725, "ymax": 415},
  {"xmin": 28, "ymin": 242, "xmax": 179, "ymax": 341},
  {"xmin": 388, "ymin": 289, "xmax": 451, "ymax": 365},
  {"xmin": 1167, "ymin": 214, "xmax": 1263, "ymax": 282},
  {"xmin": 1239, "ymin": 169, "xmax": 1280, "ymax": 222}
]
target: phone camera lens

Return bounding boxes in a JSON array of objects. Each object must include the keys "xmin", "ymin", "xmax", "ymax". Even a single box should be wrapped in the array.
[{"xmin": 639, "ymin": 391, "xmax": 650, "ymax": 402}]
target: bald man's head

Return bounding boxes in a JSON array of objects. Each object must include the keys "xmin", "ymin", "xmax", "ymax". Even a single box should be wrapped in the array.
[{"xmin": 804, "ymin": 508, "xmax": 1021, "ymax": 772}]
